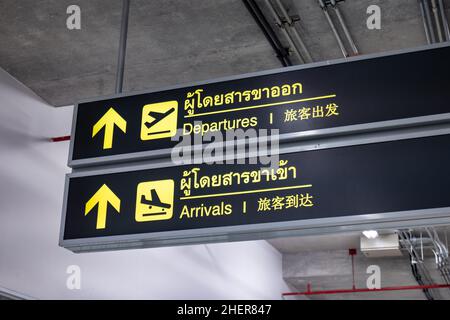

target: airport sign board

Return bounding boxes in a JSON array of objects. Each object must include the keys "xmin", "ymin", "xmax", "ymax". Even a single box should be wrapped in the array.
[
  {"xmin": 68, "ymin": 44, "xmax": 450, "ymax": 167},
  {"xmin": 60, "ymin": 134, "xmax": 450, "ymax": 253}
]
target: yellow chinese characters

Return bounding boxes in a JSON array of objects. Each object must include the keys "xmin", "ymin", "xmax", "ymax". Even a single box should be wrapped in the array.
[
  {"xmin": 284, "ymin": 103, "xmax": 339, "ymax": 122},
  {"xmin": 257, "ymin": 193, "xmax": 314, "ymax": 212}
]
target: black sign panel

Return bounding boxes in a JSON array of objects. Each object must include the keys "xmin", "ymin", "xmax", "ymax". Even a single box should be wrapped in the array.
[
  {"xmin": 60, "ymin": 134, "xmax": 450, "ymax": 251},
  {"xmin": 69, "ymin": 45, "xmax": 450, "ymax": 167}
]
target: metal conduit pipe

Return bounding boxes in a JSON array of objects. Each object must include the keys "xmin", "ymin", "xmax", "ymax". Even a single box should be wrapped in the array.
[
  {"xmin": 441, "ymin": 264, "xmax": 450, "ymax": 281},
  {"xmin": 438, "ymin": 267, "xmax": 450, "ymax": 283},
  {"xmin": 272, "ymin": 0, "xmax": 313, "ymax": 63},
  {"xmin": 435, "ymin": 253, "xmax": 450, "ymax": 286},
  {"xmin": 437, "ymin": 262, "xmax": 450, "ymax": 285},
  {"xmin": 399, "ymin": 237, "xmax": 439, "ymax": 253},
  {"xmin": 435, "ymin": 231, "xmax": 449, "ymax": 260},
  {"xmin": 242, "ymin": 0, "xmax": 292, "ymax": 67},
  {"xmin": 419, "ymin": 0, "xmax": 432, "ymax": 44},
  {"xmin": 424, "ymin": 227, "xmax": 450, "ymax": 287},
  {"xmin": 403, "ymin": 240, "xmax": 435, "ymax": 300},
  {"xmin": 441, "ymin": 271, "xmax": 450, "ymax": 286},
  {"xmin": 399, "ymin": 233, "xmax": 450, "ymax": 286},
  {"xmin": 431, "ymin": 0, "xmax": 444, "ymax": 42},
  {"xmin": 423, "ymin": 0, "xmax": 437, "ymax": 43},
  {"xmin": 264, "ymin": 0, "xmax": 304, "ymax": 63},
  {"xmin": 115, "ymin": 0, "xmax": 130, "ymax": 94},
  {"xmin": 443, "ymin": 268, "xmax": 450, "ymax": 284},
  {"xmin": 438, "ymin": 0, "xmax": 450, "ymax": 40},
  {"xmin": 317, "ymin": 0, "xmax": 348, "ymax": 57},
  {"xmin": 425, "ymin": 228, "xmax": 447, "ymax": 258},
  {"xmin": 399, "ymin": 231, "xmax": 441, "ymax": 300},
  {"xmin": 330, "ymin": 0, "xmax": 358, "ymax": 55},
  {"xmin": 404, "ymin": 230, "xmax": 448, "ymax": 298},
  {"xmin": 409, "ymin": 258, "xmax": 434, "ymax": 300},
  {"xmin": 430, "ymin": 240, "xmax": 450, "ymax": 285}
]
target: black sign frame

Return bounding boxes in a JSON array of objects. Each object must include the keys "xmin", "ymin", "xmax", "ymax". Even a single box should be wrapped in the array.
[
  {"xmin": 60, "ymin": 126, "xmax": 450, "ymax": 253},
  {"xmin": 68, "ymin": 43, "xmax": 450, "ymax": 168}
]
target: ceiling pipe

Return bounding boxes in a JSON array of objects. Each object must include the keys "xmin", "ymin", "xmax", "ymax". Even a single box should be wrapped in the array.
[
  {"xmin": 422, "ymin": 0, "xmax": 437, "ymax": 43},
  {"xmin": 399, "ymin": 233, "xmax": 450, "ymax": 287},
  {"xmin": 426, "ymin": 228, "xmax": 448, "ymax": 258},
  {"xmin": 431, "ymin": 0, "xmax": 444, "ymax": 42},
  {"xmin": 399, "ymin": 237, "xmax": 436, "ymax": 248},
  {"xmin": 399, "ymin": 232, "xmax": 431, "ymax": 298},
  {"xmin": 272, "ymin": 0, "xmax": 313, "ymax": 63},
  {"xmin": 407, "ymin": 228, "xmax": 450, "ymax": 288},
  {"xmin": 421, "ymin": 231, "xmax": 424, "ymax": 260},
  {"xmin": 264, "ymin": 0, "xmax": 305, "ymax": 63},
  {"xmin": 424, "ymin": 227, "xmax": 450, "ymax": 287},
  {"xmin": 115, "ymin": 0, "xmax": 130, "ymax": 94},
  {"xmin": 399, "ymin": 231, "xmax": 442, "ymax": 299},
  {"xmin": 282, "ymin": 283, "xmax": 450, "ymax": 297},
  {"xmin": 50, "ymin": 135, "xmax": 71, "ymax": 142},
  {"xmin": 400, "ymin": 231, "xmax": 433, "ymax": 300},
  {"xmin": 437, "ymin": 0, "xmax": 450, "ymax": 40},
  {"xmin": 317, "ymin": 0, "xmax": 348, "ymax": 57},
  {"xmin": 330, "ymin": 0, "xmax": 358, "ymax": 55},
  {"xmin": 419, "ymin": 0, "xmax": 433, "ymax": 44},
  {"xmin": 242, "ymin": 0, "xmax": 292, "ymax": 67}
]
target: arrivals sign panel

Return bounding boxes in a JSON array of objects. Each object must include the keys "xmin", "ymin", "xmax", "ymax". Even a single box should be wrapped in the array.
[
  {"xmin": 61, "ymin": 134, "xmax": 450, "ymax": 252},
  {"xmin": 68, "ymin": 45, "xmax": 450, "ymax": 167}
]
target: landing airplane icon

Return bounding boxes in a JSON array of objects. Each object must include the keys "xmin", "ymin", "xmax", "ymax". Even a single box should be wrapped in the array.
[
  {"xmin": 144, "ymin": 107, "xmax": 175, "ymax": 131},
  {"xmin": 135, "ymin": 179, "xmax": 174, "ymax": 222},
  {"xmin": 140, "ymin": 189, "xmax": 171, "ymax": 216}
]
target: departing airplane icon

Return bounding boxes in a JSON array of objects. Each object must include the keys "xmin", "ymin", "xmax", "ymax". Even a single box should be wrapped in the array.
[
  {"xmin": 140, "ymin": 101, "xmax": 178, "ymax": 141},
  {"xmin": 144, "ymin": 107, "xmax": 175, "ymax": 130},
  {"xmin": 140, "ymin": 189, "xmax": 172, "ymax": 210}
]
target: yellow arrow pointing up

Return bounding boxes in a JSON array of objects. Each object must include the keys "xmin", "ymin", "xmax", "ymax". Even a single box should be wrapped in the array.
[
  {"xmin": 85, "ymin": 184, "xmax": 121, "ymax": 229},
  {"xmin": 92, "ymin": 107, "xmax": 127, "ymax": 149}
]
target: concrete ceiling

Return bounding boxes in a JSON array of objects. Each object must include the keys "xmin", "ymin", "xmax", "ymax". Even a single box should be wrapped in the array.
[
  {"xmin": 0, "ymin": 0, "xmax": 443, "ymax": 107},
  {"xmin": 0, "ymin": 0, "xmax": 279, "ymax": 106}
]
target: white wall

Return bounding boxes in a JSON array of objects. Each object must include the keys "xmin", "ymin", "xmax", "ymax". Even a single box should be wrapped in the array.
[{"xmin": 0, "ymin": 68, "xmax": 288, "ymax": 299}]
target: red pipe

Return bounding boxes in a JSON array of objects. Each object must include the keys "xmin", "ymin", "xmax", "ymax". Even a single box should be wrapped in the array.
[
  {"xmin": 349, "ymin": 248, "xmax": 356, "ymax": 290},
  {"xmin": 282, "ymin": 284, "xmax": 450, "ymax": 296},
  {"xmin": 50, "ymin": 135, "xmax": 71, "ymax": 142}
]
